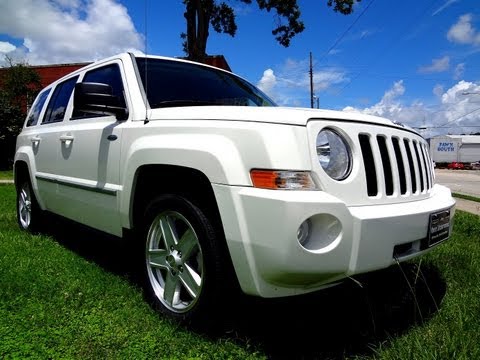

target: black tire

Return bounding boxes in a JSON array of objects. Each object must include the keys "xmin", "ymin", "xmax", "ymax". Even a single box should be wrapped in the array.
[
  {"xmin": 16, "ymin": 178, "xmax": 43, "ymax": 233},
  {"xmin": 141, "ymin": 194, "xmax": 229, "ymax": 325}
]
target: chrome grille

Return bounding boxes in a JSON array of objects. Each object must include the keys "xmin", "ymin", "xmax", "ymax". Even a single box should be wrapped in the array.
[{"xmin": 359, "ymin": 133, "xmax": 434, "ymax": 197}]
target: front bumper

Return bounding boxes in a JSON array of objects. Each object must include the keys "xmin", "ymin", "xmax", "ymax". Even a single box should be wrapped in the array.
[{"xmin": 213, "ymin": 183, "xmax": 455, "ymax": 298}]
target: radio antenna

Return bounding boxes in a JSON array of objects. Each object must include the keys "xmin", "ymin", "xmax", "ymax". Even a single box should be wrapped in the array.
[{"xmin": 144, "ymin": 0, "xmax": 149, "ymax": 124}]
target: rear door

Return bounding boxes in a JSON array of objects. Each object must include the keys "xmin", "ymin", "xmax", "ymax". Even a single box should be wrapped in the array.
[{"xmin": 33, "ymin": 76, "xmax": 79, "ymax": 211}]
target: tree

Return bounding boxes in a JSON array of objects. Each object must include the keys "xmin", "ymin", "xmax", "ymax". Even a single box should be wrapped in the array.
[
  {"xmin": 182, "ymin": 0, "xmax": 360, "ymax": 61},
  {"xmin": 0, "ymin": 57, "xmax": 42, "ymax": 169}
]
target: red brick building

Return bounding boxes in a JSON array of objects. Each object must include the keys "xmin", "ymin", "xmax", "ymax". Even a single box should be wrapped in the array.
[
  {"xmin": 28, "ymin": 55, "xmax": 231, "ymax": 89},
  {"xmin": 0, "ymin": 55, "xmax": 231, "ymax": 113},
  {"xmin": 32, "ymin": 62, "xmax": 90, "ymax": 88},
  {"xmin": 27, "ymin": 55, "xmax": 231, "ymax": 90}
]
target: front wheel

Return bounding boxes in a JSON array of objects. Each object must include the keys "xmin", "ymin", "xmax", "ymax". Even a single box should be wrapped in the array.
[{"xmin": 142, "ymin": 194, "xmax": 229, "ymax": 324}]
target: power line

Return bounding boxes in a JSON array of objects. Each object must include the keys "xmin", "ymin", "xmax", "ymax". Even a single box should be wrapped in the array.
[
  {"xmin": 339, "ymin": 0, "xmax": 439, "ymax": 93},
  {"xmin": 305, "ymin": 1, "xmax": 376, "ymax": 106},
  {"xmin": 421, "ymin": 107, "xmax": 480, "ymax": 129},
  {"xmin": 317, "ymin": 0, "xmax": 376, "ymax": 65},
  {"xmin": 436, "ymin": 107, "xmax": 480, "ymax": 128}
]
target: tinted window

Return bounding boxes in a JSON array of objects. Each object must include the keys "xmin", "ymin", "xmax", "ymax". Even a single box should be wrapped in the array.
[
  {"xmin": 135, "ymin": 58, "xmax": 276, "ymax": 108},
  {"xmin": 42, "ymin": 76, "xmax": 79, "ymax": 124},
  {"xmin": 72, "ymin": 64, "xmax": 126, "ymax": 119},
  {"xmin": 26, "ymin": 88, "xmax": 51, "ymax": 127}
]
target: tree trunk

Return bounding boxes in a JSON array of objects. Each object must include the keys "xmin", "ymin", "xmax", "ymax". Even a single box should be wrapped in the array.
[{"xmin": 184, "ymin": 0, "xmax": 210, "ymax": 62}]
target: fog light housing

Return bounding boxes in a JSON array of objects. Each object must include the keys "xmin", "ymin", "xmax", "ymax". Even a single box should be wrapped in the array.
[
  {"xmin": 300, "ymin": 214, "xmax": 342, "ymax": 251},
  {"xmin": 297, "ymin": 219, "xmax": 312, "ymax": 246}
]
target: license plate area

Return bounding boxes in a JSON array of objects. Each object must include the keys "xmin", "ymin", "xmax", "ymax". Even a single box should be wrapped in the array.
[{"xmin": 428, "ymin": 209, "xmax": 451, "ymax": 247}]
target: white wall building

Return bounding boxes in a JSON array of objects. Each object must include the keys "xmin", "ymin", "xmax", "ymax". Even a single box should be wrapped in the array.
[{"xmin": 429, "ymin": 135, "xmax": 480, "ymax": 163}]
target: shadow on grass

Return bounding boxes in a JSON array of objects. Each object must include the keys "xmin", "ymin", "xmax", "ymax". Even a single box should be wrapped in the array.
[
  {"xmin": 224, "ymin": 263, "xmax": 446, "ymax": 359},
  {"xmin": 45, "ymin": 217, "xmax": 447, "ymax": 360},
  {"xmin": 45, "ymin": 215, "xmax": 139, "ymax": 277}
]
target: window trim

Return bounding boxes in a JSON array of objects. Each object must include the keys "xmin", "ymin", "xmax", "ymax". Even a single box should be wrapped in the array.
[
  {"xmin": 25, "ymin": 88, "xmax": 52, "ymax": 127},
  {"xmin": 41, "ymin": 75, "xmax": 79, "ymax": 125},
  {"xmin": 71, "ymin": 61, "xmax": 129, "ymax": 121}
]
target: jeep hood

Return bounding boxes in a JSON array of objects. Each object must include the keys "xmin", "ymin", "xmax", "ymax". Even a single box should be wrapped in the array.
[{"xmin": 147, "ymin": 106, "xmax": 408, "ymax": 130}]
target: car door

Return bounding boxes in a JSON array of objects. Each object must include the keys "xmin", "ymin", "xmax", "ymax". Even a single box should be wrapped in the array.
[
  {"xmin": 32, "ymin": 76, "xmax": 79, "ymax": 211},
  {"xmin": 55, "ymin": 61, "xmax": 127, "ymax": 236}
]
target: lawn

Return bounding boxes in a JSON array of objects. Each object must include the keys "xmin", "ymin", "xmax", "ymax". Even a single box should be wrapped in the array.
[
  {"xmin": 453, "ymin": 192, "xmax": 480, "ymax": 203},
  {"xmin": 0, "ymin": 170, "xmax": 13, "ymax": 181},
  {"xmin": 0, "ymin": 184, "xmax": 479, "ymax": 359}
]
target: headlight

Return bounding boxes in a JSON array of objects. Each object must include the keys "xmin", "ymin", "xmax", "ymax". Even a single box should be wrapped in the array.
[{"xmin": 316, "ymin": 129, "xmax": 352, "ymax": 180}]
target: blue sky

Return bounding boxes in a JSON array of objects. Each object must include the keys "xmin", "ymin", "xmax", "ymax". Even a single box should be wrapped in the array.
[{"xmin": 0, "ymin": 0, "xmax": 479, "ymax": 136}]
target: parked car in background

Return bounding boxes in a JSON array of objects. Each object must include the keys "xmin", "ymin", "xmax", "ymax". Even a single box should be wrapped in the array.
[
  {"xmin": 448, "ymin": 162, "xmax": 464, "ymax": 170},
  {"xmin": 471, "ymin": 161, "xmax": 480, "ymax": 170}
]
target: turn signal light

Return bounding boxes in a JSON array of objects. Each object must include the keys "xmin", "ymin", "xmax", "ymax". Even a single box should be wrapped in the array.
[{"xmin": 250, "ymin": 170, "xmax": 316, "ymax": 190}]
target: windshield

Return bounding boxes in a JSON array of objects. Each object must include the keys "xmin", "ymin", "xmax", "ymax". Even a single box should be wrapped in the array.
[{"xmin": 135, "ymin": 57, "xmax": 276, "ymax": 108}]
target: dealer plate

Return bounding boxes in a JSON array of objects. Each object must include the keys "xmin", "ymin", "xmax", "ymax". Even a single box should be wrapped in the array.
[{"xmin": 428, "ymin": 209, "xmax": 451, "ymax": 247}]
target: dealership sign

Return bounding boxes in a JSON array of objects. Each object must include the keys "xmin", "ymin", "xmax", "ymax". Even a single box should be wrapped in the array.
[{"xmin": 437, "ymin": 142, "xmax": 456, "ymax": 152}]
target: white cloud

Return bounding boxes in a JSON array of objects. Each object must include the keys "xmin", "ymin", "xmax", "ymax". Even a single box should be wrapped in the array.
[
  {"xmin": 418, "ymin": 56, "xmax": 450, "ymax": 73},
  {"xmin": 256, "ymin": 57, "xmax": 348, "ymax": 106},
  {"xmin": 343, "ymin": 80, "xmax": 405, "ymax": 119},
  {"xmin": 447, "ymin": 14, "xmax": 480, "ymax": 46},
  {"xmin": 257, "ymin": 69, "xmax": 277, "ymax": 95},
  {"xmin": 433, "ymin": 84, "xmax": 444, "ymax": 97},
  {"xmin": 0, "ymin": 0, "xmax": 143, "ymax": 65},
  {"xmin": 343, "ymin": 80, "xmax": 480, "ymax": 137},
  {"xmin": 0, "ymin": 41, "xmax": 16, "ymax": 53},
  {"xmin": 454, "ymin": 63, "xmax": 465, "ymax": 80}
]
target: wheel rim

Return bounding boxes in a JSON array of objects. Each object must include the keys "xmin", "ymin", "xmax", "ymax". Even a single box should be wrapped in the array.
[
  {"xmin": 18, "ymin": 183, "xmax": 32, "ymax": 229},
  {"xmin": 146, "ymin": 210, "xmax": 204, "ymax": 313}
]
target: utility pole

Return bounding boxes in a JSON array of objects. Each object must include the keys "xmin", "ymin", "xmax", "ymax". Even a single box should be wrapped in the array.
[{"xmin": 309, "ymin": 52, "xmax": 314, "ymax": 109}]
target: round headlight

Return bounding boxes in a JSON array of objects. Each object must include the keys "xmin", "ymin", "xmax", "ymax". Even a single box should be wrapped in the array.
[{"xmin": 316, "ymin": 129, "xmax": 352, "ymax": 180}]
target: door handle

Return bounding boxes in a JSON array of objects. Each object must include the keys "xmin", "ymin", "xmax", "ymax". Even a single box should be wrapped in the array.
[
  {"xmin": 30, "ymin": 136, "xmax": 41, "ymax": 145},
  {"xmin": 59, "ymin": 135, "xmax": 74, "ymax": 142},
  {"xmin": 59, "ymin": 135, "xmax": 74, "ymax": 146}
]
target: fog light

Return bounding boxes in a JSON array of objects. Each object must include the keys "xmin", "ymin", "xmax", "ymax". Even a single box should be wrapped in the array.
[
  {"xmin": 297, "ymin": 219, "xmax": 312, "ymax": 246},
  {"xmin": 300, "ymin": 214, "xmax": 342, "ymax": 251}
]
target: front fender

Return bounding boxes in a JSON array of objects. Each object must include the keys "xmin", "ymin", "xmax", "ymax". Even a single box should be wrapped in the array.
[
  {"xmin": 119, "ymin": 133, "xmax": 250, "ymax": 227},
  {"xmin": 118, "ymin": 122, "xmax": 311, "ymax": 229}
]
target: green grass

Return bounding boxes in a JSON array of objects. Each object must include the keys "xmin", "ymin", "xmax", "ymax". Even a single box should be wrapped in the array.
[
  {"xmin": 363, "ymin": 210, "xmax": 480, "ymax": 360},
  {"xmin": 0, "ymin": 184, "xmax": 479, "ymax": 359},
  {"xmin": 0, "ymin": 185, "xmax": 262, "ymax": 359},
  {"xmin": 453, "ymin": 192, "xmax": 480, "ymax": 203},
  {"xmin": 0, "ymin": 170, "xmax": 13, "ymax": 181}
]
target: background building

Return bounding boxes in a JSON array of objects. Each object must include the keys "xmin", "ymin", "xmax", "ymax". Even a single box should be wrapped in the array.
[{"xmin": 429, "ymin": 135, "xmax": 480, "ymax": 163}]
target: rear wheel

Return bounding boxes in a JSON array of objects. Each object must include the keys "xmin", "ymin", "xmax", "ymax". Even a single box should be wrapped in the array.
[
  {"xmin": 16, "ymin": 179, "xmax": 42, "ymax": 233},
  {"xmin": 142, "ymin": 194, "xmax": 228, "ymax": 324}
]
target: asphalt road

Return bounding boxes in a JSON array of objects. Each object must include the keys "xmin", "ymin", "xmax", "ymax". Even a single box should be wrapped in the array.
[
  {"xmin": 434, "ymin": 169, "xmax": 480, "ymax": 216},
  {"xmin": 434, "ymin": 169, "xmax": 480, "ymax": 197}
]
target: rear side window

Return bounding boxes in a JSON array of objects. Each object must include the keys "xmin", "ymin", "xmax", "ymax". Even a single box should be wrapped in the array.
[
  {"xmin": 72, "ymin": 64, "xmax": 126, "ymax": 119},
  {"xmin": 42, "ymin": 76, "xmax": 79, "ymax": 124},
  {"xmin": 26, "ymin": 88, "xmax": 51, "ymax": 127}
]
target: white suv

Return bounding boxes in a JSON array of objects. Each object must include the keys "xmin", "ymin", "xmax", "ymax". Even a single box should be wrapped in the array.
[{"xmin": 15, "ymin": 53, "xmax": 455, "ymax": 323}]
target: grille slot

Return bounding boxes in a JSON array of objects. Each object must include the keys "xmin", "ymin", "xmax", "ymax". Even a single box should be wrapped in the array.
[
  {"xmin": 413, "ymin": 141, "xmax": 425, "ymax": 192},
  {"xmin": 358, "ymin": 132, "xmax": 434, "ymax": 198},
  {"xmin": 403, "ymin": 139, "xmax": 417, "ymax": 194},
  {"xmin": 420, "ymin": 143, "xmax": 432, "ymax": 189},
  {"xmin": 392, "ymin": 137, "xmax": 407, "ymax": 194},
  {"xmin": 377, "ymin": 135, "xmax": 394, "ymax": 195},
  {"xmin": 359, "ymin": 134, "xmax": 378, "ymax": 196}
]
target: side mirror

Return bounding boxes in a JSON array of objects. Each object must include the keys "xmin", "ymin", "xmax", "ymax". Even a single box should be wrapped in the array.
[{"xmin": 73, "ymin": 82, "xmax": 128, "ymax": 121}]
